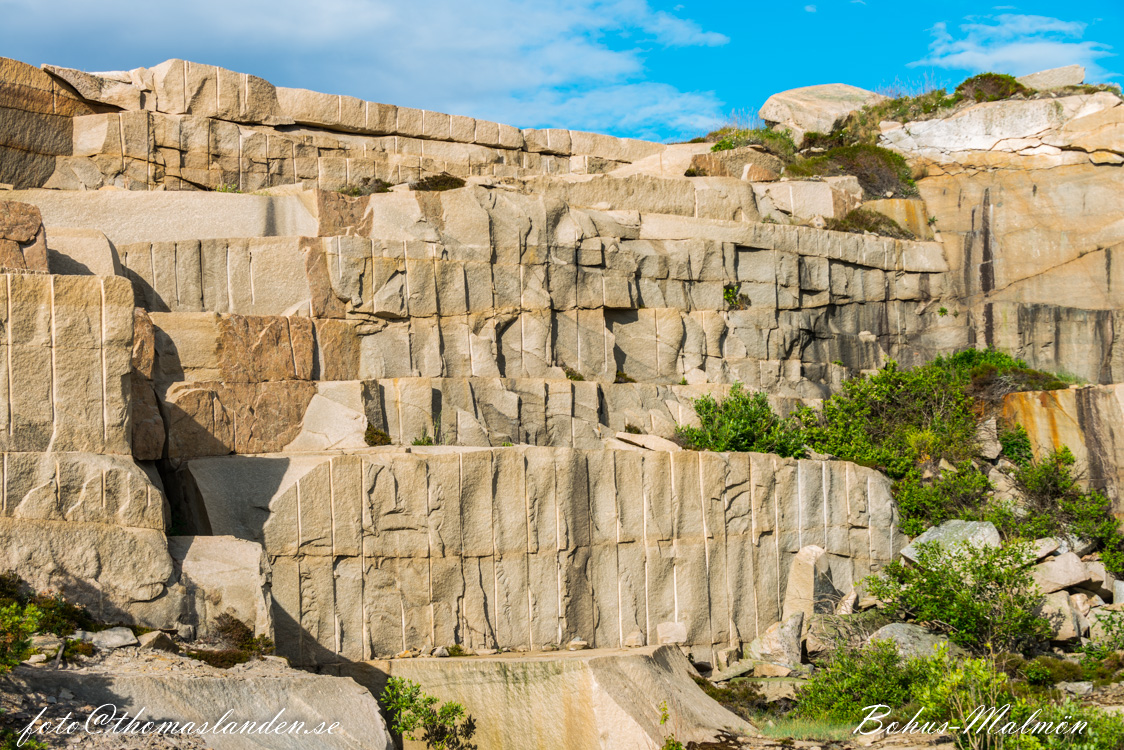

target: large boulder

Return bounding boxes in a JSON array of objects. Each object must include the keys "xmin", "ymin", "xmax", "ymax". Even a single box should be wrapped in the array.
[
  {"xmin": 8, "ymin": 654, "xmax": 393, "ymax": 750},
  {"xmin": 1032, "ymin": 552, "xmax": 1093, "ymax": 594},
  {"xmin": 687, "ymin": 146, "xmax": 783, "ymax": 181},
  {"xmin": 865, "ymin": 623, "xmax": 965, "ymax": 659},
  {"xmin": 781, "ymin": 545, "xmax": 840, "ymax": 624},
  {"xmin": 900, "ymin": 520, "xmax": 1001, "ymax": 564},
  {"xmin": 1017, "ymin": 65, "xmax": 1085, "ymax": 91},
  {"xmin": 343, "ymin": 645, "xmax": 751, "ymax": 749},
  {"xmin": 759, "ymin": 83, "xmax": 886, "ymax": 146},
  {"xmin": 168, "ymin": 536, "xmax": 274, "ymax": 640}
]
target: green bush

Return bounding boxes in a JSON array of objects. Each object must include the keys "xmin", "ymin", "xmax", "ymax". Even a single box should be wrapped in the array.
[
  {"xmin": 676, "ymin": 384, "xmax": 805, "ymax": 457},
  {"xmin": 1020, "ymin": 656, "xmax": 1083, "ymax": 686},
  {"xmin": 0, "ymin": 601, "xmax": 40, "ymax": 672},
  {"xmin": 999, "ymin": 424, "xmax": 1034, "ymax": 467},
  {"xmin": 710, "ymin": 127, "xmax": 797, "ymax": 161},
  {"xmin": 799, "ymin": 643, "xmax": 1124, "ymax": 748},
  {"xmin": 865, "ymin": 541, "xmax": 1050, "ymax": 653},
  {"xmin": 795, "ymin": 639, "xmax": 925, "ymax": 722},
  {"xmin": 785, "ymin": 144, "xmax": 916, "ymax": 198},
  {"xmin": 825, "ymin": 208, "xmax": 914, "ymax": 239},
  {"xmin": 365, "ymin": 425, "xmax": 392, "ymax": 446},
  {"xmin": 413, "ymin": 173, "xmax": 466, "ymax": 192},
  {"xmin": 797, "ymin": 360, "xmax": 977, "ymax": 479},
  {"xmin": 986, "ymin": 448, "xmax": 1124, "ymax": 574},
  {"xmin": 956, "ymin": 72, "xmax": 1031, "ymax": 102},
  {"xmin": 893, "ymin": 464, "xmax": 991, "ymax": 537},
  {"xmin": 0, "ymin": 573, "xmax": 96, "ymax": 636},
  {"xmin": 380, "ymin": 676, "xmax": 477, "ymax": 750}
]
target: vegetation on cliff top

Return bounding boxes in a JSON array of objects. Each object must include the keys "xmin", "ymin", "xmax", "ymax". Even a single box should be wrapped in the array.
[{"xmin": 676, "ymin": 348, "xmax": 1124, "ymax": 572}]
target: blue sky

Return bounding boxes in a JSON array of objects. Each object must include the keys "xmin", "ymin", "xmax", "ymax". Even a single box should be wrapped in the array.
[{"xmin": 0, "ymin": 1, "xmax": 1119, "ymax": 141}]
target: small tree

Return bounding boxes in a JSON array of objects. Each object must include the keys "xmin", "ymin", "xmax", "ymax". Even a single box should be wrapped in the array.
[
  {"xmin": 865, "ymin": 541, "xmax": 1050, "ymax": 654},
  {"xmin": 380, "ymin": 677, "xmax": 477, "ymax": 750}
]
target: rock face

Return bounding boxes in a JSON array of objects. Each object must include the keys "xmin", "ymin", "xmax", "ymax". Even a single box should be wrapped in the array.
[
  {"xmin": 884, "ymin": 92, "xmax": 1124, "ymax": 381},
  {"xmin": 168, "ymin": 536, "xmax": 274, "ymax": 638},
  {"xmin": 1004, "ymin": 386, "xmax": 1124, "ymax": 515},
  {"xmin": 4, "ymin": 51, "xmax": 1124, "ymax": 742},
  {"xmin": 337, "ymin": 646, "xmax": 748, "ymax": 750},
  {"xmin": 179, "ymin": 448, "xmax": 905, "ymax": 665},
  {"xmin": 759, "ymin": 83, "xmax": 886, "ymax": 146}
]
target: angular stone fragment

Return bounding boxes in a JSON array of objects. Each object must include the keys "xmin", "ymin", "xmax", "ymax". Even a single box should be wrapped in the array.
[
  {"xmin": 901, "ymin": 520, "xmax": 1000, "ymax": 564},
  {"xmin": 744, "ymin": 612, "xmax": 803, "ymax": 666},
  {"xmin": 1017, "ymin": 65, "xmax": 1085, "ymax": 90},
  {"xmin": 759, "ymin": 84, "xmax": 886, "ymax": 146},
  {"xmin": 1032, "ymin": 552, "xmax": 1093, "ymax": 594}
]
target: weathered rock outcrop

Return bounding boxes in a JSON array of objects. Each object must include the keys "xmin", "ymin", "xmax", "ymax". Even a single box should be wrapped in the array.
[
  {"xmin": 336, "ymin": 646, "xmax": 749, "ymax": 749},
  {"xmin": 4, "ymin": 52, "xmax": 1122, "ymax": 748},
  {"xmin": 174, "ymin": 447, "xmax": 904, "ymax": 665},
  {"xmin": 883, "ymin": 92, "xmax": 1124, "ymax": 381},
  {"xmin": 9, "ymin": 651, "xmax": 393, "ymax": 750},
  {"xmin": 1004, "ymin": 385, "xmax": 1124, "ymax": 515}
]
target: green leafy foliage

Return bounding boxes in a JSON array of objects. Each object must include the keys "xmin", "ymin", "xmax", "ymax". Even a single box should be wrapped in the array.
[
  {"xmin": 0, "ymin": 573, "xmax": 96, "ymax": 636},
  {"xmin": 0, "ymin": 601, "xmax": 40, "ymax": 672},
  {"xmin": 215, "ymin": 183, "xmax": 242, "ymax": 193},
  {"xmin": 657, "ymin": 700, "xmax": 685, "ymax": 750},
  {"xmin": 562, "ymin": 366, "xmax": 585, "ymax": 382},
  {"xmin": 1018, "ymin": 656, "xmax": 1083, "ymax": 686},
  {"xmin": 826, "ymin": 208, "xmax": 915, "ymax": 239},
  {"xmin": 380, "ymin": 677, "xmax": 477, "ymax": 750},
  {"xmin": 893, "ymin": 465, "xmax": 992, "ymax": 537},
  {"xmin": 676, "ymin": 384, "xmax": 806, "ymax": 457},
  {"xmin": 865, "ymin": 541, "xmax": 1050, "ymax": 653},
  {"xmin": 798, "ymin": 643, "xmax": 1124, "ymax": 749},
  {"xmin": 412, "ymin": 430, "xmax": 436, "ymax": 446},
  {"xmin": 785, "ymin": 143, "xmax": 916, "ymax": 198},
  {"xmin": 984, "ymin": 448, "xmax": 1124, "ymax": 574},
  {"xmin": 795, "ymin": 639, "xmax": 926, "ymax": 722},
  {"xmin": 723, "ymin": 283, "xmax": 749, "ymax": 309},
  {"xmin": 1087, "ymin": 609, "xmax": 1124, "ymax": 657},
  {"xmin": 614, "ymin": 371, "xmax": 636, "ymax": 384},
  {"xmin": 797, "ymin": 360, "xmax": 977, "ymax": 479},
  {"xmin": 999, "ymin": 424, "xmax": 1034, "ymax": 467},
  {"xmin": 709, "ymin": 127, "xmax": 797, "ymax": 161}
]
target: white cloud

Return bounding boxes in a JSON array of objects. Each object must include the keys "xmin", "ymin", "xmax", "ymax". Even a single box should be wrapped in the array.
[
  {"xmin": 805, "ymin": 5, "xmax": 817, "ymax": 12},
  {"xmin": 912, "ymin": 14, "xmax": 1116, "ymax": 79},
  {"xmin": 0, "ymin": 0, "xmax": 728, "ymax": 139}
]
